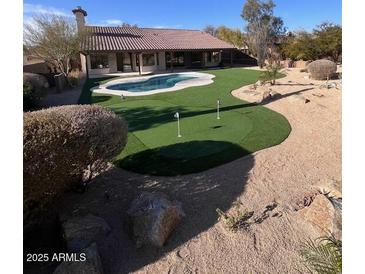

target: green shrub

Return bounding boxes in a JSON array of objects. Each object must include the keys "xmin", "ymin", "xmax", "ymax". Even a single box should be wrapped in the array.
[
  {"xmin": 24, "ymin": 105, "xmax": 128, "ymax": 228},
  {"xmin": 259, "ymin": 64, "xmax": 283, "ymax": 85},
  {"xmin": 299, "ymin": 235, "xmax": 342, "ymax": 274},
  {"xmin": 308, "ymin": 59, "xmax": 337, "ymax": 80},
  {"xmin": 23, "ymin": 82, "xmax": 45, "ymax": 111},
  {"xmin": 216, "ymin": 201, "xmax": 253, "ymax": 231}
]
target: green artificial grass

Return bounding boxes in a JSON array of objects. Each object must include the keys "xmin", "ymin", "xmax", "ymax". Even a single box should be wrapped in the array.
[{"xmin": 80, "ymin": 68, "xmax": 291, "ymax": 175}]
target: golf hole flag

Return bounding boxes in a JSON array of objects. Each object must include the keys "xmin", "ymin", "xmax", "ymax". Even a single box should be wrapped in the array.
[{"xmin": 174, "ymin": 112, "xmax": 182, "ymax": 137}]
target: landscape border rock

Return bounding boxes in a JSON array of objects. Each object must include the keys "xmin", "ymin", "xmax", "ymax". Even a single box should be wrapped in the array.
[
  {"xmin": 62, "ymin": 214, "xmax": 111, "ymax": 252},
  {"xmin": 126, "ymin": 192, "xmax": 185, "ymax": 248}
]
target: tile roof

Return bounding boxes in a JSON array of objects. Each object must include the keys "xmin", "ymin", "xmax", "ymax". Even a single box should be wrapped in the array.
[{"xmin": 81, "ymin": 26, "xmax": 235, "ymax": 52}]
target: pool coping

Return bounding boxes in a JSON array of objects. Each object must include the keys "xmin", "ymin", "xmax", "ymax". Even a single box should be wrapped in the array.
[{"xmin": 91, "ymin": 72, "xmax": 215, "ymax": 96}]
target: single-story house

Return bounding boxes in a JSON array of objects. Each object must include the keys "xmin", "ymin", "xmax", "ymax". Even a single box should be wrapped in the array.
[{"xmin": 72, "ymin": 7, "xmax": 236, "ymax": 76}]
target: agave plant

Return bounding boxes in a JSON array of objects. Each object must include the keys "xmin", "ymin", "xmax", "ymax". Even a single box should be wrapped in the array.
[{"xmin": 299, "ymin": 234, "xmax": 342, "ymax": 274}]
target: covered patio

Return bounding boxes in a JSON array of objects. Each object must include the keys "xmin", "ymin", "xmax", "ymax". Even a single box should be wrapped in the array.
[
  {"xmin": 81, "ymin": 49, "xmax": 232, "ymax": 78},
  {"xmin": 79, "ymin": 24, "xmax": 235, "ymax": 78}
]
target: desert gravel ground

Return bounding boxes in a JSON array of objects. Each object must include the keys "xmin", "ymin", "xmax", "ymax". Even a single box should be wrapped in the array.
[{"xmin": 60, "ymin": 67, "xmax": 341, "ymax": 274}]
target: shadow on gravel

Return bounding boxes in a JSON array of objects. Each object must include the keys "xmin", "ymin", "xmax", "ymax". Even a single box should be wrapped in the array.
[{"xmin": 54, "ymin": 142, "xmax": 255, "ymax": 274}]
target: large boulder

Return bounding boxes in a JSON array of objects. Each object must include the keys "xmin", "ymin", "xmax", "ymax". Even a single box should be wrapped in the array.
[
  {"xmin": 126, "ymin": 192, "xmax": 184, "ymax": 248},
  {"xmin": 53, "ymin": 243, "xmax": 104, "ymax": 274},
  {"xmin": 62, "ymin": 214, "xmax": 111, "ymax": 252},
  {"xmin": 307, "ymin": 59, "xmax": 337, "ymax": 80},
  {"xmin": 298, "ymin": 194, "xmax": 341, "ymax": 239}
]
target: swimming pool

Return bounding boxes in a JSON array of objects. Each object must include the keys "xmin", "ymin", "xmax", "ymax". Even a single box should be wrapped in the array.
[
  {"xmin": 92, "ymin": 72, "xmax": 215, "ymax": 96},
  {"xmin": 107, "ymin": 74, "xmax": 197, "ymax": 92}
]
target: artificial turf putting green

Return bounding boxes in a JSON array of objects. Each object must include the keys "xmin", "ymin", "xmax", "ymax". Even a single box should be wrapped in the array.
[{"xmin": 81, "ymin": 68, "xmax": 291, "ymax": 175}]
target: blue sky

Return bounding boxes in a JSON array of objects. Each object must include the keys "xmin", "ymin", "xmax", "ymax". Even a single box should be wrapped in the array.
[{"xmin": 23, "ymin": 0, "xmax": 342, "ymax": 31}]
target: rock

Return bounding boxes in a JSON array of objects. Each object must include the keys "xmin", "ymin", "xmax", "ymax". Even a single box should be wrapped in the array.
[
  {"xmin": 269, "ymin": 90, "xmax": 281, "ymax": 100},
  {"xmin": 317, "ymin": 179, "xmax": 342, "ymax": 199},
  {"xmin": 249, "ymin": 84, "xmax": 257, "ymax": 90},
  {"xmin": 62, "ymin": 214, "xmax": 111, "ymax": 252},
  {"xmin": 53, "ymin": 243, "xmax": 104, "ymax": 274},
  {"xmin": 298, "ymin": 194, "xmax": 336, "ymax": 235},
  {"xmin": 261, "ymin": 90, "xmax": 281, "ymax": 103},
  {"xmin": 290, "ymin": 191, "xmax": 318, "ymax": 211},
  {"xmin": 290, "ymin": 94, "xmax": 310, "ymax": 104},
  {"xmin": 261, "ymin": 90, "xmax": 271, "ymax": 102},
  {"xmin": 126, "ymin": 192, "xmax": 184, "ymax": 248},
  {"xmin": 317, "ymin": 179, "xmax": 342, "ymax": 240}
]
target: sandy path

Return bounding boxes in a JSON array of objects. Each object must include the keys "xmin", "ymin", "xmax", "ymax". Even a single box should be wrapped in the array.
[{"xmin": 60, "ymin": 68, "xmax": 341, "ymax": 274}]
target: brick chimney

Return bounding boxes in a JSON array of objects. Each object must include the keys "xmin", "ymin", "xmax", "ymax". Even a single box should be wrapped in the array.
[{"xmin": 72, "ymin": 6, "xmax": 87, "ymax": 31}]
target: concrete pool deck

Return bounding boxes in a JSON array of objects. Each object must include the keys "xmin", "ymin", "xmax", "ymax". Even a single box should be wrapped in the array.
[{"xmin": 91, "ymin": 72, "xmax": 215, "ymax": 96}]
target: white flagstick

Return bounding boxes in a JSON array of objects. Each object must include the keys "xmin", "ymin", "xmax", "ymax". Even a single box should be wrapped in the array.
[
  {"xmin": 174, "ymin": 112, "xmax": 182, "ymax": 137},
  {"xmin": 217, "ymin": 99, "xmax": 221, "ymax": 120}
]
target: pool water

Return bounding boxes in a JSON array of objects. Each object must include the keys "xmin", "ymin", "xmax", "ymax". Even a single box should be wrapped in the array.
[{"xmin": 107, "ymin": 74, "xmax": 196, "ymax": 92}]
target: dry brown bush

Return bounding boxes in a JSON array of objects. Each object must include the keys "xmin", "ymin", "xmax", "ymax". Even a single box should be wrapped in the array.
[
  {"xmin": 24, "ymin": 105, "xmax": 128, "ymax": 227},
  {"xmin": 307, "ymin": 59, "xmax": 337, "ymax": 80}
]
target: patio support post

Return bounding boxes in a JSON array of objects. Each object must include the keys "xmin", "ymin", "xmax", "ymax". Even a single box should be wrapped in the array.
[
  {"xmin": 84, "ymin": 53, "xmax": 89, "ymax": 79},
  {"xmin": 170, "ymin": 51, "xmax": 174, "ymax": 72},
  {"xmin": 138, "ymin": 53, "xmax": 142, "ymax": 75}
]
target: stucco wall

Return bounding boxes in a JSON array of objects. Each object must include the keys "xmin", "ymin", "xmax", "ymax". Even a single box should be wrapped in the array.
[{"xmin": 80, "ymin": 53, "xmax": 87, "ymax": 72}]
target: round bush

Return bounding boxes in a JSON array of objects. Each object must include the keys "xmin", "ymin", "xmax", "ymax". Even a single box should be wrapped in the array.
[
  {"xmin": 23, "ymin": 72, "xmax": 50, "ymax": 89},
  {"xmin": 307, "ymin": 59, "xmax": 337, "ymax": 80},
  {"xmin": 24, "ymin": 105, "xmax": 128, "ymax": 226}
]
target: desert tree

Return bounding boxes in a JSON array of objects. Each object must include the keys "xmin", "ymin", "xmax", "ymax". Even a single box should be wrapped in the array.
[
  {"xmin": 203, "ymin": 25, "xmax": 217, "ymax": 36},
  {"xmin": 281, "ymin": 30, "xmax": 318, "ymax": 61},
  {"xmin": 203, "ymin": 25, "xmax": 247, "ymax": 49},
  {"xmin": 280, "ymin": 22, "xmax": 342, "ymax": 62},
  {"xmin": 241, "ymin": 0, "xmax": 285, "ymax": 67},
  {"xmin": 313, "ymin": 22, "xmax": 342, "ymax": 62},
  {"xmin": 24, "ymin": 14, "xmax": 85, "ymax": 81},
  {"xmin": 216, "ymin": 26, "xmax": 247, "ymax": 49},
  {"xmin": 121, "ymin": 22, "xmax": 138, "ymax": 28}
]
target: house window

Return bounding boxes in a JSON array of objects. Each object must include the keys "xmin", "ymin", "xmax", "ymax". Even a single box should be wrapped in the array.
[
  {"xmin": 207, "ymin": 52, "xmax": 212, "ymax": 63},
  {"xmin": 90, "ymin": 54, "xmax": 109, "ymax": 69},
  {"xmin": 143, "ymin": 53, "xmax": 155, "ymax": 66},
  {"xmin": 213, "ymin": 52, "xmax": 220, "ymax": 63}
]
